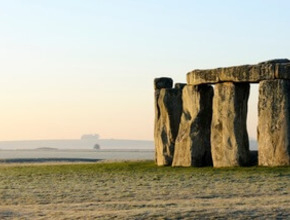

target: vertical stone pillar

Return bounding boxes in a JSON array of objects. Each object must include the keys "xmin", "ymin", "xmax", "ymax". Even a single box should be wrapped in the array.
[
  {"xmin": 154, "ymin": 78, "xmax": 183, "ymax": 166},
  {"xmin": 172, "ymin": 84, "xmax": 213, "ymax": 167},
  {"xmin": 211, "ymin": 82, "xmax": 250, "ymax": 167},
  {"xmin": 258, "ymin": 80, "xmax": 290, "ymax": 166}
]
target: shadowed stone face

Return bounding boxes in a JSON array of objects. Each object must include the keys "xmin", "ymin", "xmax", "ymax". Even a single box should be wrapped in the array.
[
  {"xmin": 211, "ymin": 82, "xmax": 250, "ymax": 167},
  {"xmin": 275, "ymin": 63, "xmax": 290, "ymax": 79},
  {"xmin": 174, "ymin": 83, "xmax": 187, "ymax": 90},
  {"xmin": 154, "ymin": 77, "xmax": 173, "ymax": 90},
  {"xmin": 154, "ymin": 78, "xmax": 173, "ymax": 135},
  {"xmin": 172, "ymin": 85, "xmax": 213, "ymax": 167},
  {"xmin": 258, "ymin": 80, "xmax": 290, "ymax": 166}
]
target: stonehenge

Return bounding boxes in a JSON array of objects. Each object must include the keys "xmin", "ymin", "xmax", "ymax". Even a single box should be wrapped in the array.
[{"xmin": 154, "ymin": 59, "xmax": 290, "ymax": 167}]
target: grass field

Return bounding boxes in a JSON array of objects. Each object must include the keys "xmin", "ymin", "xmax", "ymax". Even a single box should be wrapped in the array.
[{"xmin": 0, "ymin": 161, "xmax": 289, "ymax": 219}]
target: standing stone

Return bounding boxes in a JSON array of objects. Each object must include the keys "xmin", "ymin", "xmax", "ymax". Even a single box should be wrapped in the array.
[
  {"xmin": 211, "ymin": 82, "xmax": 250, "ymax": 167},
  {"xmin": 258, "ymin": 80, "xmax": 290, "ymax": 166},
  {"xmin": 172, "ymin": 85, "xmax": 213, "ymax": 167},
  {"xmin": 154, "ymin": 78, "xmax": 173, "ymax": 143},
  {"xmin": 154, "ymin": 78, "xmax": 183, "ymax": 166}
]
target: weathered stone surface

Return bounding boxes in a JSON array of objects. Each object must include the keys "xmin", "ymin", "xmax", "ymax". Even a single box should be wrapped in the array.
[
  {"xmin": 260, "ymin": 59, "xmax": 290, "ymax": 80},
  {"xmin": 154, "ymin": 77, "xmax": 173, "ymax": 90},
  {"xmin": 219, "ymin": 64, "xmax": 275, "ymax": 83},
  {"xmin": 174, "ymin": 83, "xmax": 187, "ymax": 90},
  {"xmin": 258, "ymin": 80, "xmax": 290, "ymax": 166},
  {"xmin": 154, "ymin": 80, "xmax": 183, "ymax": 166},
  {"xmin": 211, "ymin": 82, "xmax": 250, "ymax": 167},
  {"xmin": 172, "ymin": 85, "xmax": 213, "ymax": 167},
  {"xmin": 187, "ymin": 59, "xmax": 290, "ymax": 85}
]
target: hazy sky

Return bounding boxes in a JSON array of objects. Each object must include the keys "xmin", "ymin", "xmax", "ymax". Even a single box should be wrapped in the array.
[{"xmin": 0, "ymin": 0, "xmax": 290, "ymax": 141}]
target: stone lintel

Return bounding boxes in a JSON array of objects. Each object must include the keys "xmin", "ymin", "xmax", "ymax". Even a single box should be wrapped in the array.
[
  {"xmin": 187, "ymin": 59, "xmax": 290, "ymax": 85},
  {"xmin": 186, "ymin": 69, "xmax": 220, "ymax": 85}
]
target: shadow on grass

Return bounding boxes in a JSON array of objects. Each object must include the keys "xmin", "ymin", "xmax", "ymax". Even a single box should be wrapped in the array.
[{"xmin": 0, "ymin": 158, "xmax": 103, "ymax": 163}]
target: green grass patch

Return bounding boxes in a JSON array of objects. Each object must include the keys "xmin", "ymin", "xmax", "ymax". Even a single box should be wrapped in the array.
[{"xmin": 0, "ymin": 161, "xmax": 289, "ymax": 177}]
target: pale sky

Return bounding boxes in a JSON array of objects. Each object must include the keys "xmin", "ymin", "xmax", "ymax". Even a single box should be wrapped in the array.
[{"xmin": 0, "ymin": 0, "xmax": 290, "ymax": 141}]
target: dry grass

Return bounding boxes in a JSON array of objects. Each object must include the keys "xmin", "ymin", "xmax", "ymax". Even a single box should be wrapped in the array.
[{"xmin": 0, "ymin": 161, "xmax": 289, "ymax": 219}]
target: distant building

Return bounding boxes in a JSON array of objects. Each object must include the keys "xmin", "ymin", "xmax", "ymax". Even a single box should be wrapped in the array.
[{"xmin": 81, "ymin": 134, "xmax": 100, "ymax": 140}]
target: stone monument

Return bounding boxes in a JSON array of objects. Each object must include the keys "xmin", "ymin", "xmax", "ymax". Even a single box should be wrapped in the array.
[{"xmin": 154, "ymin": 59, "xmax": 290, "ymax": 167}]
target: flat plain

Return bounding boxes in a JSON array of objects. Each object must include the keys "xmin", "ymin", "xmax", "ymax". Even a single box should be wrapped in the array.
[{"xmin": 0, "ymin": 161, "xmax": 289, "ymax": 219}]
